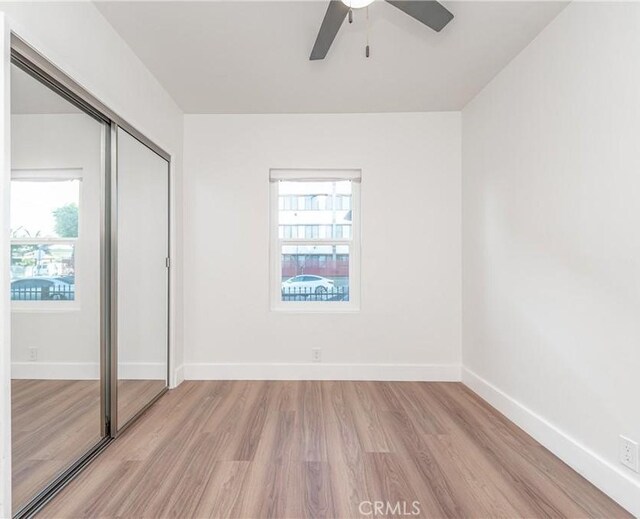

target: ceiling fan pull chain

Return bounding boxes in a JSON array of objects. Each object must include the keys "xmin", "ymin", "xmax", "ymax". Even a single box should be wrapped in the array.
[
  {"xmin": 349, "ymin": 8, "xmax": 353, "ymax": 23},
  {"xmin": 365, "ymin": 5, "xmax": 371, "ymax": 58}
]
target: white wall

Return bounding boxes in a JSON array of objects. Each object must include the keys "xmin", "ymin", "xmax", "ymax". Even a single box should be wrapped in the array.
[
  {"xmin": 183, "ymin": 113, "xmax": 461, "ymax": 380},
  {"xmin": 11, "ymin": 114, "xmax": 102, "ymax": 379},
  {"xmin": 462, "ymin": 2, "xmax": 640, "ymax": 515},
  {"xmin": 0, "ymin": 1, "xmax": 185, "ymax": 387}
]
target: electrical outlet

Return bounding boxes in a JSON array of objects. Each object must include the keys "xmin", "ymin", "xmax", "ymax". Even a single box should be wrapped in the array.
[
  {"xmin": 619, "ymin": 435, "xmax": 639, "ymax": 472},
  {"xmin": 311, "ymin": 348, "xmax": 322, "ymax": 363},
  {"xmin": 28, "ymin": 348, "xmax": 38, "ymax": 362}
]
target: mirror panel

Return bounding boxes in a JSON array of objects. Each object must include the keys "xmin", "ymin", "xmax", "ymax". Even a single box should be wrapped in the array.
[
  {"xmin": 116, "ymin": 127, "xmax": 169, "ymax": 430},
  {"xmin": 10, "ymin": 63, "xmax": 106, "ymax": 514}
]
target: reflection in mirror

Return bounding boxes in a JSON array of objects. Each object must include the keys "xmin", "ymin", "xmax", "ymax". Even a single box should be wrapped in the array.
[
  {"xmin": 10, "ymin": 64, "xmax": 106, "ymax": 513},
  {"xmin": 116, "ymin": 128, "xmax": 169, "ymax": 429}
]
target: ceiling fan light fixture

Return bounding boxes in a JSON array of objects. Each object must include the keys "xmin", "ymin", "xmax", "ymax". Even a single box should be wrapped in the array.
[
  {"xmin": 340, "ymin": 0, "xmax": 375, "ymax": 9},
  {"xmin": 310, "ymin": 0, "xmax": 453, "ymax": 61}
]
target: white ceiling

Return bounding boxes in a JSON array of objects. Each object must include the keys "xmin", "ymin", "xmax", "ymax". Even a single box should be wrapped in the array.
[{"xmin": 95, "ymin": 1, "xmax": 567, "ymax": 114}]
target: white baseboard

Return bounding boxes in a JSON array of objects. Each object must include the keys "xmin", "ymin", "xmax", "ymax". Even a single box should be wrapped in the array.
[
  {"xmin": 183, "ymin": 362, "xmax": 461, "ymax": 381},
  {"xmin": 171, "ymin": 364, "xmax": 185, "ymax": 388},
  {"xmin": 462, "ymin": 367, "xmax": 640, "ymax": 517},
  {"xmin": 12, "ymin": 362, "xmax": 165, "ymax": 381}
]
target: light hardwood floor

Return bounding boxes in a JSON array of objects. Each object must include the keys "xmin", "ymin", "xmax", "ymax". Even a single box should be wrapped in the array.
[
  {"xmin": 36, "ymin": 381, "xmax": 631, "ymax": 519},
  {"xmin": 12, "ymin": 379, "xmax": 164, "ymax": 514}
]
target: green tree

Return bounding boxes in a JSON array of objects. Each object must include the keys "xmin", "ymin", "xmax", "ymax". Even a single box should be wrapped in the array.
[{"xmin": 52, "ymin": 203, "xmax": 78, "ymax": 238}]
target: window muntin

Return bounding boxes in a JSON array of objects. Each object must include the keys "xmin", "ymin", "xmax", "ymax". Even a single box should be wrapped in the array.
[
  {"xmin": 271, "ymin": 172, "xmax": 360, "ymax": 310},
  {"xmin": 10, "ymin": 174, "xmax": 80, "ymax": 303},
  {"xmin": 278, "ymin": 224, "xmax": 352, "ymax": 240}
]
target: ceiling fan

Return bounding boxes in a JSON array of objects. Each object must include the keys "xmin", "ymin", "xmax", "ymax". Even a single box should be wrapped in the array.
[{"xmin": 310, "ymin": 0, "xmax": 454, "ymax": 60}]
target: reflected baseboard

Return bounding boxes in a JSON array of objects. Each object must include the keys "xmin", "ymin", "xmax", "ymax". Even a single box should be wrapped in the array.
[
  {"xmin": 119, "ymin": 362, "xmax": 166, "ymax": 380},
  {"xmin": 12, "ymin": 362, "xmax": 166, "ymax": 380}
]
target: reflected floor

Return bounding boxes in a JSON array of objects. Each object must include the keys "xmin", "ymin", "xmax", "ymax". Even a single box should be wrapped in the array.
[
  {"xmin": 11, "ymin": 379, "xmax": 101, "ymax": 513},
  {"xmin": 12, "ymin": 378, "xmax": 165, "ymax": 513},
  {"xmin": 117, "ymin": 379, "xmax": 166, "ymax": 428}
]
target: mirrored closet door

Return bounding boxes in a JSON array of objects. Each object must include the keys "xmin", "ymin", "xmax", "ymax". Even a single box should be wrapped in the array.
[
  {"xmin": 113, "ymin": 128, "xmax": 169, "ymax": 432},
  {"xmin": 9, "ymin": 38, "xmax": 170, "ymax": 518},
  {"xmin": 10, "ymin": 62, "xmax": 109, "ymax": 516}
]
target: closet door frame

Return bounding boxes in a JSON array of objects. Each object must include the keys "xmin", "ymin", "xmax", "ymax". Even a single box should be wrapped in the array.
[{"xmin": 9, "ymin": 33, "xmax": 171, "ymax": 518}]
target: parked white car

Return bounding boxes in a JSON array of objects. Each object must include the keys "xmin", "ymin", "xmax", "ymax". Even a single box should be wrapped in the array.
[{"xmin": 282, "ymin": 275, "xmax": 334, "ymax": 294}]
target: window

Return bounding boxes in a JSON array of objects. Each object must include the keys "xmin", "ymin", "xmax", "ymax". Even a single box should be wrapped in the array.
[
  {"xmin": 10, "ymin": 170, "xmax": 81, "ymax": 304},
  {"xmin": 270, "ymin": 169, "xmax": 360, "ymax": 310}
]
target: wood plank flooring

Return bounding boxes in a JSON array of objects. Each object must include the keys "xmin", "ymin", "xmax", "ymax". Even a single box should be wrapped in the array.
[{"xmin": 36, "ymin": 381, "xmax": 631, "ymax": 519}]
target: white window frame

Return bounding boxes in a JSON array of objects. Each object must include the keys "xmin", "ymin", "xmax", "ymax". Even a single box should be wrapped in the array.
[
  {"xmin": 10, "ymin": 169, "xmax": 82, "ymax": 311},
  {"xmin": 270, "ymin": 169, "xmax": 361, "ymax": 312}
]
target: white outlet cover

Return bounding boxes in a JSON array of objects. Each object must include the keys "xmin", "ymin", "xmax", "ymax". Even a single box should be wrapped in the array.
[{"xmin": 619, "ymin": 435, "xmax": 639, "ymax": 472}]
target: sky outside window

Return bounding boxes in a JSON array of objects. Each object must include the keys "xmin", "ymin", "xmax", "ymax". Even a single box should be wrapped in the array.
[{"xmin": 10, "ymin": 179, "xmax": 80, "ymax": 238}]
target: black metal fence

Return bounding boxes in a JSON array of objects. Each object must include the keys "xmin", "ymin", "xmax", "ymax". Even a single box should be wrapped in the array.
[
  {"xmin": 10, "ymin": 284, "xmax": 75, "ymax": 301},
  {"xmin": 281, "ymin": 286, "xmax": 349, "ymax": 302}
]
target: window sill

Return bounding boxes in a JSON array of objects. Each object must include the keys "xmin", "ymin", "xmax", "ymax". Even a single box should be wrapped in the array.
[
  {"xmin": 11, "ymin": 305, "xmax": 81, "ymax": 314},
  {"xmin": 271, "ymin": 306, "xmax": 360, "ymax": 314}
]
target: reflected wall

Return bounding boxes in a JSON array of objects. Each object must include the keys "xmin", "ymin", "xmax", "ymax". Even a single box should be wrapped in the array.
[{"xmin": 115, "ymin": 128, "xmax": 169, "ymax": 430}]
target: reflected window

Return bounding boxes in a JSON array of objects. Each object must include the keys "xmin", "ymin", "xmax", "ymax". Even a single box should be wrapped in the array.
[{"xmin": 10, "ymin": 171, "xmax": 80, "ymax": 302}]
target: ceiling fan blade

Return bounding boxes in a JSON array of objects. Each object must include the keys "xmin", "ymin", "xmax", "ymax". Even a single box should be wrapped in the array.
[
  {"xmin": 310, "ymin": 1, "xmax": 350, "ymax": 61},
  {"xmin": 386, "ymin": 0, "xmax": 453, "ymax": 32}
]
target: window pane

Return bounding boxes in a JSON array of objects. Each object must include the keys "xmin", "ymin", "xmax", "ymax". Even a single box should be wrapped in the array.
[
  {"xmin": 281, "ymin": 244, "xmax": 349, "ymax": 302},
  {"xmin": 278, "ymin": 181, "xmax": 352, "ymax": 239},
  {"xmin": 10, "ymin": 243, "xmax": 75, "ymax": 300},
  {"xmin": 11, "ymin": 179, "xmax": 80, "ymax": 239}
]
